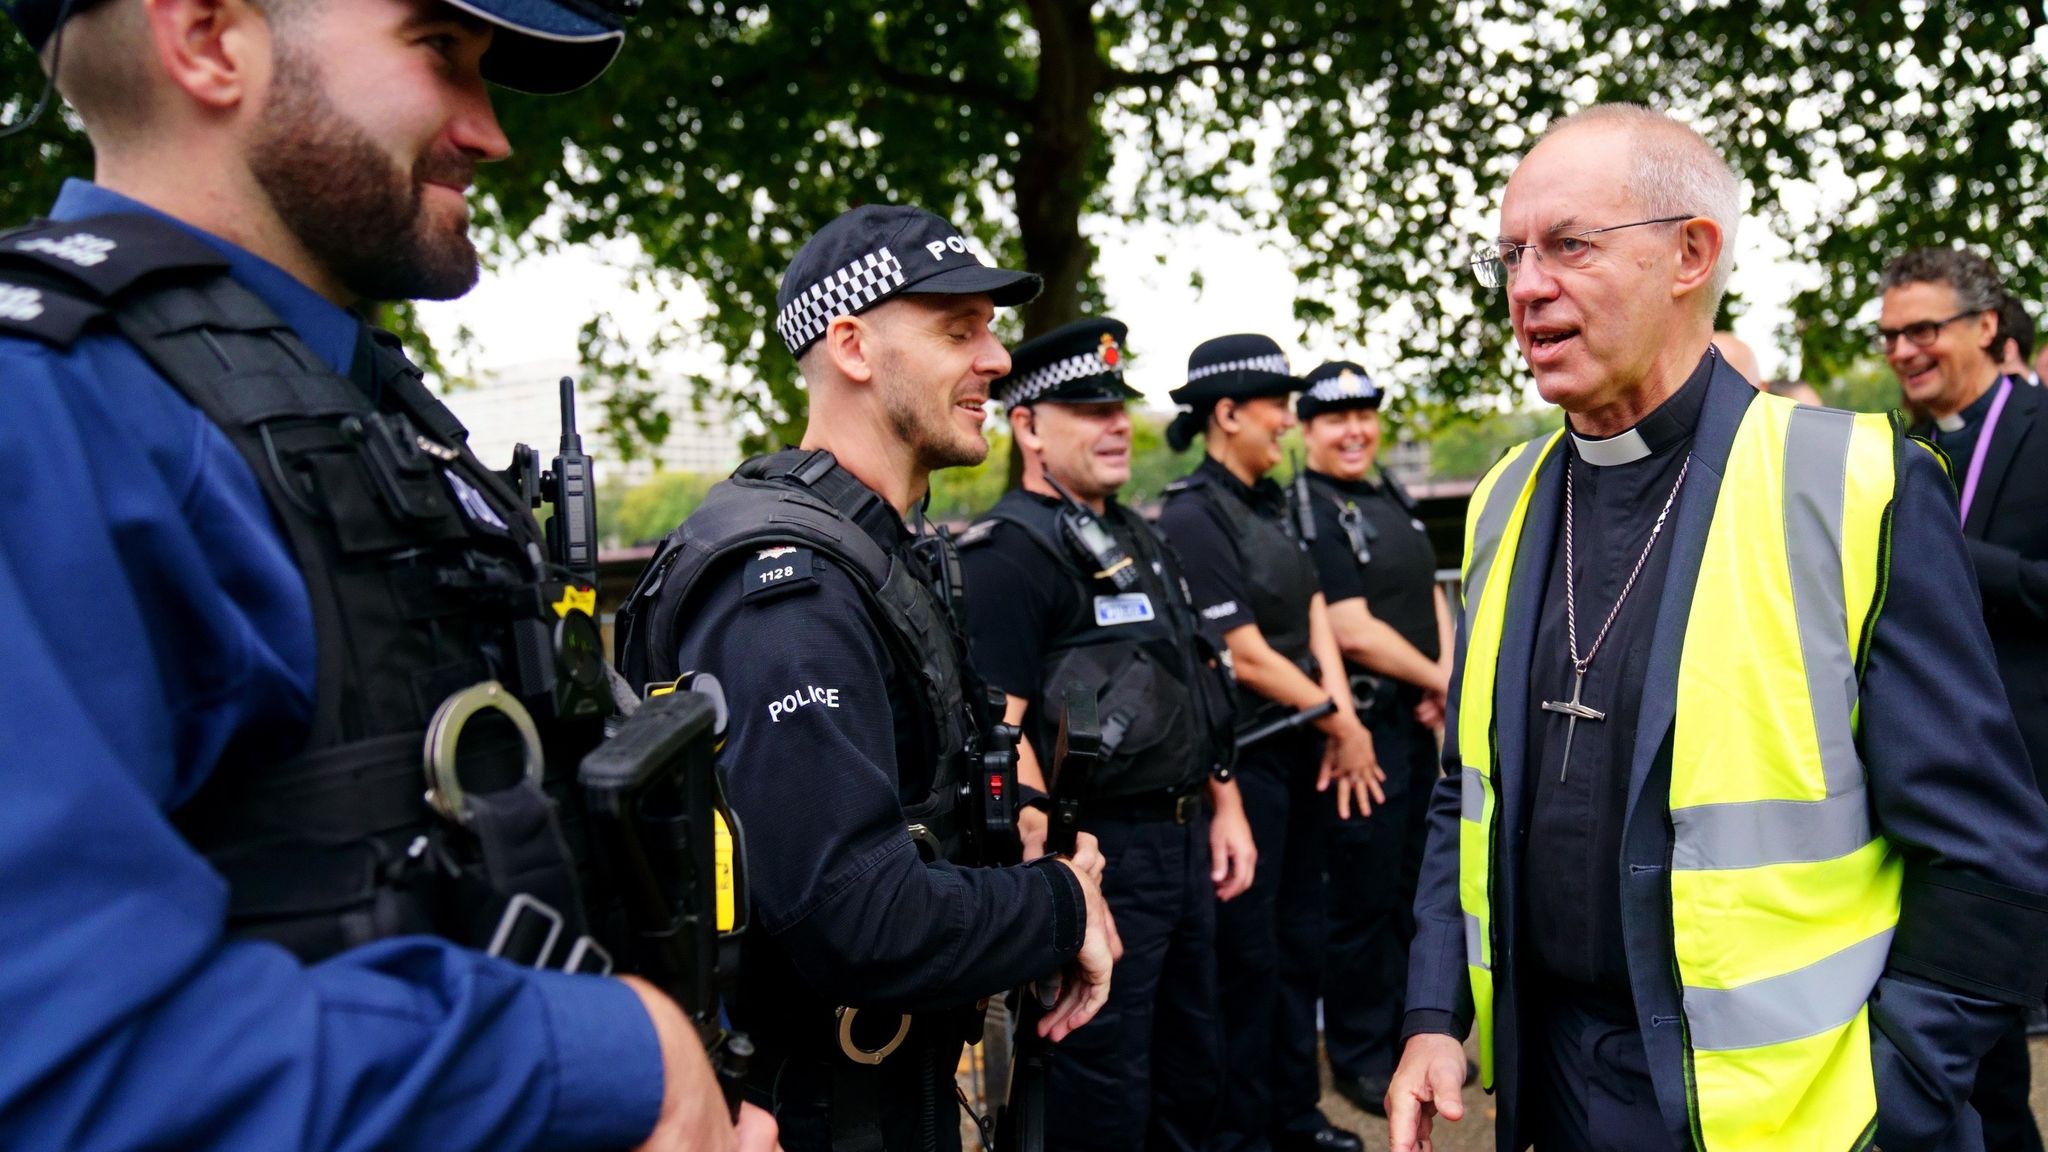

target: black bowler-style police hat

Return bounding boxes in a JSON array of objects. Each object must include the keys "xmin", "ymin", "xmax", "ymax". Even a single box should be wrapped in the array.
[
  {"xmin": 1167, "ymin": 333, "xmax": 1298, "ymax": 407},
  {"xmin": 1296, "ymin": 359, "xmax": 1384, "ymax": 420},
  {"xmin": 994, "ymin": 317, "xmax": 1142, "ymax": 408},
  {"xmin": 775, "ymin": 205, "xmax": 1042, "ymax": 358},
  {"xmin": 2, "ymin": 0, "xmax": 631, "ymax": 95}
]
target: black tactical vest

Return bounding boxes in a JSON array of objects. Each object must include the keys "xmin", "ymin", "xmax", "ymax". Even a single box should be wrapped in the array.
[
  {"xmin": 614, "ymin": 449, "xmax": 979, "ymax": 852},
  {"xmin": 964, "ymin": 491, "xmax": 1234, "ymax": 798},
  {"xmin": 0, "ymin": 214, "xmax": 607, "ymax": 966},
  {"xmin": 1161, "ymin": 464, "xmax": 1322, "ymax": 720}
]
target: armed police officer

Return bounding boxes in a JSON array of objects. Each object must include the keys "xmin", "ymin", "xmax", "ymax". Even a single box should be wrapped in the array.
[
  {"xmin": 956, "ymin": 318, "xmax": 1253, "ymax": 1150},
  {"xmin": 1156, "ymin": 335, "xmax": 1383, "ymax": 1152},
  {"xmin": 1292, "ymin": 362, "xmax": 1460, "ymax": 1119},
  {"xmin": 0, "ymin": 0, "xmax": 773, "ymax": 1149},
  {"xmin": 615, "ymin": 205, "xmax": 1118, "ymax": 1152}
]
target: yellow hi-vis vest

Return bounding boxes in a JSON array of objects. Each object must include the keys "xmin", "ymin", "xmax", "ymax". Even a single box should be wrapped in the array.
[{"xmin": 1457, "ymin": 395, "xmax": 1906, "ymax": 1151}]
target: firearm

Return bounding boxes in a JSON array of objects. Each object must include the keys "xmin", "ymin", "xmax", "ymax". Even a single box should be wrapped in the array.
[
  {"xmin": 995, "ymin": 684, "xmax": 1100, "ymax": 1152},
  {"xmin": 1234, "ymin": 697, "xmax": 1337, "ymax": 750},
  {"xmin": 579, "ymin": 683, "xmax": 752, "ymax": 1117}
]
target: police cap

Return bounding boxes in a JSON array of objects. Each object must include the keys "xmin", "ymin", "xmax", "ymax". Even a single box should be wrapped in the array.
[
  {"xmin": 1, "ymin": 0, "xmax": 633, "ymax": 95},
  {"xmin": 1295, "ymin": 359, "xmax": 1383, "ymax": 421},
  {"xmin": 1167, "ymin": 333, "xmax": 1297, "ymax": 407},
  {"xmin": 994, "ymin": 317, "xmax": 1141, "ymax": 408},
  {"xmin": 775, "ymin": 204, "xmax": 1042, "ymax": 358}
]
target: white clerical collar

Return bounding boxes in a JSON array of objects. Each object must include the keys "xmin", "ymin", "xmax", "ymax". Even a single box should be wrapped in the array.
[
  {"xmin": 1935, "ymin": 412, "xmax": 1966, "ymax": 433},
  {"xmin": 1570, "ymin": 426, "xmax": 1651, "ymax": 466}
]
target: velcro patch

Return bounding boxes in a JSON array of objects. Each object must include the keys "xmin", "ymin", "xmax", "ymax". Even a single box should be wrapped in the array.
[{"xmin": 743, "ymin": 544, "xmax": 818, "ymax": 602}]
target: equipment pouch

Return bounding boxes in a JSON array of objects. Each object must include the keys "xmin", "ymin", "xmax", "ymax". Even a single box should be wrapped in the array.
[{"xmin": 1040, "ymin": 642, "xmax": 1194, "ymax": 797}]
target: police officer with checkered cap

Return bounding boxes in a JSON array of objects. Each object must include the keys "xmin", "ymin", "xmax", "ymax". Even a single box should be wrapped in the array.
[
  {"xmin": 1292, "ymin": 359, "xmax": 1466, "ymax": 1120},
  {"xmin": 956, "ymin": 316, "xmax": 1250, "ymax": 1147},
  {"xmin": 1156, "ymin": 334, "xmax": 1383, "ymax": 1152},
  {"xmin": 0, "ymin": 0, "xmax": 785, "ymax": 1149},
  {"xmin": 616, "ymin": 212, "xmax": 1120, "ymax": 1150}
]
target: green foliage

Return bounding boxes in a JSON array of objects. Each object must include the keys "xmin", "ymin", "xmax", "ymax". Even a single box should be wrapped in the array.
[
  {"xmin": 1426, "ymin": 407, "xmax": 1566, "ymax": 481},
  {"xmin": 1811, "ymin": 358, "xmax": 1908, "ymax": 415},
  {"xmin": 607, "ymin": 469, "xmax": 722, "ymax": 547},
  {"xmin": 12, "ymin": 1, "xmax": 2048, "ymax": 458}
]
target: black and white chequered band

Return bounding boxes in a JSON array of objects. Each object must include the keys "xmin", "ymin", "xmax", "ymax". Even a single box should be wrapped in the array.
[
  {"xmin": 1303, "ymin": 372, "xmax": 1375, "ymax": 402},
  {"xmin": 1002, "ymin": 351, "xmax": 1123, "ymax": 406},
  {"xmin": 1186, "ymin": 352, "xmax": 1289, "ymax": 382},
  {"xmin": 776, "ymin": 247, "xmax": 908, "ymax": 353}
]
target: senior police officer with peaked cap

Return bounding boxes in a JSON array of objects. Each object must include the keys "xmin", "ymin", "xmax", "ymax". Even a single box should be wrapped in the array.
[
  {"xmin": 1156, "ymin": 334, "xmax": 1383, "ymax": 1152},
  {"xmin": 1292, "ymin": 361, "xmax": 1462, "ymax": 1118},
  {"xmin": 0, "ymin": 0, "xmax": 776, "ymax": 1149},
  {"xmin": 614, "ymin": 205, "xmax": 1119, "ymax": 1152},
  {"xmin": 958, "ymin": 317, "xmax": 1254, "ymax": 1150}
]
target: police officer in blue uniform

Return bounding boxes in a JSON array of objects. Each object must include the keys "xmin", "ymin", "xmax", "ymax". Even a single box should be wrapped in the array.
[
  {"xmin": 1156, "ymin": 334, "xmax": 1382, "ymax": 1152},
  {"xmin": 957, "ymin": 318, "xmax": 1254, "ymax": 1150},
  {"xmin": 1292, "ymin": 362, "xmax": 1462, "ymax": 1118},
  {"xmin": 614, "ymin": 205, "xmax": 1118, "ymax": 1152},
  {"xmin": 0, "ymin": 0, "xmax": 771, "ymax": 1150}
]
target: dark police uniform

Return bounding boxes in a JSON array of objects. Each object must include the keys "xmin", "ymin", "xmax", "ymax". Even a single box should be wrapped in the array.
[
  {"xmin": 958, "ymin": 318, "xmax": 1236, "ymax": 1151},
  {"xmin": 0, "ymin": 4, "xmax": 671, "ymax": 1142},
  {"xmin": 1292, "ymin": 362, "xmax": 1446, "ymax": 1109},
  {"xmin": 613, "ymin": 205, "xmax": 1084, "ymax": 1152},
  {"xmin": 1155, "ymin": 335, "xmax": 1359, "ymax": 1152}
]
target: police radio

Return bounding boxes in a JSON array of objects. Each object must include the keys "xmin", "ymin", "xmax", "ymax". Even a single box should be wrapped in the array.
[
  {"xmin": 1042, "ymin": 474, "xmax": 1139, "ymax": 591},
  {"xmin": 1290, "ymin": 449, "xmax": 1317, "ymax": 544},
  {"xmin": 543, "ymin": 376, "xmax": 599, "ymax": 587}
]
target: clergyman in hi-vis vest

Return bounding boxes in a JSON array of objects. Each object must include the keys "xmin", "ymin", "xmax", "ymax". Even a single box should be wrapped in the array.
[{"xmin": 1387, "ymin": 102, "xmax": 2048, "ymax": 1152}]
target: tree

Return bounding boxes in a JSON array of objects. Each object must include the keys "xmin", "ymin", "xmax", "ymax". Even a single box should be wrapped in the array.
[{"xmin": 8, "ymin": 2, "xmax": 2047, "ymax": 455}]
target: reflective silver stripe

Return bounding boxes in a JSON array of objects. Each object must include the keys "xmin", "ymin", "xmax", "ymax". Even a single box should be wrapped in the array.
[
  {"xmin": 1461, "ymin": 766, "xmax": 1486, "ymax": 824},
  {"xmin": 1682, "ymin": 928, "xmax": 1893, "ymax": 1050},
  {"xmin": 1463, "ymin": 438, "xmax": 1549, "ymax": 613},
  {"xmin": 1670, "ymin": 787, "xmax": 1873, "ymax": 871},
  {"xmin": 1465, "ymin": 912, "xmax": 1488, "ymax": 971},
  {"xmin": 1783, "ymin": 406, "xmax": 1863, "ymax": 797}
]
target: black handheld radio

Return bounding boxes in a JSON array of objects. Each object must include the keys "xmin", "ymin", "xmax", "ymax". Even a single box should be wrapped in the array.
[
  {"xmin": 543, "ymin": 377, "xmax": 599, "ymax": 587},
  {"xmin": 1042, "ymin": 474, "xmax": 1139, "ymax": 591}
]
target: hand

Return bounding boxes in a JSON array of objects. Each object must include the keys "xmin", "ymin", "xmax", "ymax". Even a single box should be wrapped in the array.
[
  {"xmin": 1207, "ymin": 783, "xmax": 1257, "ymax": 901},
  {"xmin": 735, "ymin": 1102, "xmax": 782, "ymax": 1152},
  {"xmin": 1019, "ymin": 806, "xmax": 1049, "ymax": 860},
  {"xmin": 1317, "ymin": 718, "xmax": 1385, "ymax": 819},
  {"xmin": 1387, "ymin": 1032, "xmax": 1469, "ymax": 1152},
  {"xmin": 1039, "ymin": 847, "xmax": 1117, "ymax": 1042},
  {"xmin": 622, "ymin": 975, "xmax": 738, "ymax": 1152},
  {"xmin": 1416, "ymin": 690, "xmax": 1446, "ymax": 732}
]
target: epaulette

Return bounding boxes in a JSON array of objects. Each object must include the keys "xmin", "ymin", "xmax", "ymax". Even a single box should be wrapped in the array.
[
  {"xmin": 955, "ymin": 519, "xmax": 998, "ymax": 549},
  {"xmin": 0, "ymin": 214, "xmax": 228, "ymax": 348},
  {"xmin": 1162, "ymin": 475, "xmax": 1202, "ymax": 495}
]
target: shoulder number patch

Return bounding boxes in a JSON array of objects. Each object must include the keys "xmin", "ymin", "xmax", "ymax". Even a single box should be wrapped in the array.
[
  {"xmin": 744, "ymin": 544, "xmax": 818, "ymax": 602},
  {"xmin": 1094, "ymin": 592, "xmax": 1156, "ymax": 627}
]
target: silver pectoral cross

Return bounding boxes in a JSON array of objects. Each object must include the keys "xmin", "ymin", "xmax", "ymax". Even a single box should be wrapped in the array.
[{"xmin": 1541, "ymin": 669, "xmax": 1606, "ymax": 782}]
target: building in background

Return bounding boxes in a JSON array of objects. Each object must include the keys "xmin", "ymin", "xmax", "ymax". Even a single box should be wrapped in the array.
[{"xmin": 441, "ymin": 359, "xmax": 742, "ymax": 487}]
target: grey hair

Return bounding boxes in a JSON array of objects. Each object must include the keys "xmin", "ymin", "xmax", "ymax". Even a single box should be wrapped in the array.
[
  {"xmin": 1881, "ymin": 247, "xmax": 2005, "ymax": 316},
  {"xmin": 1540, "ymin": 103, "xmax": 1744, "ymax": 314}
]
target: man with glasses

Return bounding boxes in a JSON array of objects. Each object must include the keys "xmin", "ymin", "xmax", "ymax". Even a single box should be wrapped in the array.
[
  {"xmin": 1389, "ymin": 103, "xmax": 2048, "ymax": 1152},
  {"xmin": 1882, "ymin": 247, "xmax": 2048, "ymax": 1152}
]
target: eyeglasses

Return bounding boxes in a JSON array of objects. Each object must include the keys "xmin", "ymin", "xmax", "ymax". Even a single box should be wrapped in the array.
[
  {"xmin": 1470, "ymin": 215, "xmax": 1699, "ymax": 289},
  {"xmin": 1873, "ymin": 309, "xmax": 1986, "ymax": 351}
]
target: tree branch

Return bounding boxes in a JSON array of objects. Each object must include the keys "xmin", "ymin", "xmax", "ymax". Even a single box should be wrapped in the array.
[
  {"xmin": 869, "ymin": 46, "xmax": 1031, "ymax": 117},
  {"xmin": 1103, "ymin": 16, "xmax": 1361, "ymax": 92}
]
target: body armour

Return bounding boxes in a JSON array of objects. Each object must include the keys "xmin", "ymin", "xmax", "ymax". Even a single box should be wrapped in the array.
[
  {"xmin": 962, "ymin": 490, "xmax": 1233, "ymax": 798},
  {"xmin": 1162, "ymin": 466, "xmax": 1321, "ymax": 719},
  {"xmin": 0, "ymin": 214, "xmax": 608, "ymax": 966},
  {"xmin": 614, "ymin": 448, "xmax": 978, "ymax": 856}
]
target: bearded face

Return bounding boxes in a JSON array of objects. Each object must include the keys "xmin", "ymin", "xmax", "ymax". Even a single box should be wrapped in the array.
[{"xmin": 248, "ymin": 42, "xmax": 482, "ymax": 303}]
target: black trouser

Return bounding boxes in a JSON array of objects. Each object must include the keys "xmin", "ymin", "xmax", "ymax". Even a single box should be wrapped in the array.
[
  {"xmin": 1322, "ymin": 681, "xmax": 1439, "ymax": 1086},
  {"xmin": 1527, "ymin": 991, "xmax": 1674, "ymax": 1152},
  {"xmin": 1974, "ymin": 1015, "xmax": 2044, "ymax": 1152},
  {"xmin": 1046, "ymin": 809, "xmax": 1222, "ymax": 1151},
  {"xmin": 749, "ymin": 1025, "xmax": 966, "ymax": 1152},
  {"xmin": 1210, "ymin": 731, "xmax": 1330, "ymax": 1151}
]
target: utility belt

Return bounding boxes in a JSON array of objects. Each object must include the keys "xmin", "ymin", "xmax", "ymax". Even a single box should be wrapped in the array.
[{"xmin": 1082, "ymin": 788, "xmax": 1205, "ymax": 826}]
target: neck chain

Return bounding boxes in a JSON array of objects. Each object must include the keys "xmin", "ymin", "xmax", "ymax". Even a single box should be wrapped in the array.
[{"xmin": 1563, "ymin": 452, "xmax": 1691, "ymax": 678}]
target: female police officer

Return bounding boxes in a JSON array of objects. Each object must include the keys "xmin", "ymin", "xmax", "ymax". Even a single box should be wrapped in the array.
[
  {"xmin": 1294, "ymin": 362, "xmax": 1460, "ymax": 1119},
  {"xmin": 1156, "ymin": 334, "xmax": 1381, "ymax": 1152}
]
